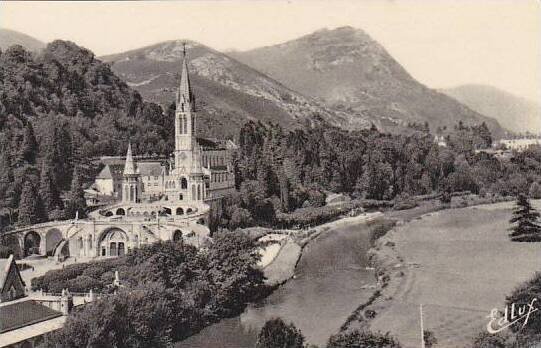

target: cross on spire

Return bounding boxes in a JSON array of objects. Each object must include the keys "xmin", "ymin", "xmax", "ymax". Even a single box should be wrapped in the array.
[{"xmin": 177, "ymin": 42, "xmax": 195, "ymax": 112}]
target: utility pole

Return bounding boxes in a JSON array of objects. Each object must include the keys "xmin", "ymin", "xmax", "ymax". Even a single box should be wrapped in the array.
[{"xmin": 420, "ymin": 303, "xmax": 425, "ymax": 348}]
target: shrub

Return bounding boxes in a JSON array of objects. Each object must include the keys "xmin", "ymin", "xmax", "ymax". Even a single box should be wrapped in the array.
[
  {"xmin": 393, "ymin": 194, "xmax": 418, "ymax": 211},
  {"xmin": 327, "ymin": 330, "xmax": 401, "ymax": 348},
  {"xmin": 256, "ymin": 318, "xmax": 304, "ymax": 348}
]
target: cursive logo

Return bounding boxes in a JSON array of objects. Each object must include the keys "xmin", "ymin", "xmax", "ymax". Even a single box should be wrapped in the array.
[{"xmin": 486, "ymin": 298, "xmax": 539, "ymax": 334}]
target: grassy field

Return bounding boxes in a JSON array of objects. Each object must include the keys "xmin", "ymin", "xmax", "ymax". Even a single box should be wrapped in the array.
[{"xmin": 369, "ymin": 200, "xmax": 541, "ymax": 348}]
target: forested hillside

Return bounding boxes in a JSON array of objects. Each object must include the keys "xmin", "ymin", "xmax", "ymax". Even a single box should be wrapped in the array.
[
  {"xmin": 0, "ymin": 41, "xmax": 172, "ymax": 224},
  {"xmin": 219, "ymin": 119, "xmax": 541, "ymax": 229}
]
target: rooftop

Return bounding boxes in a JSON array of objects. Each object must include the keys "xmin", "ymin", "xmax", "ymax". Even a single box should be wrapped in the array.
[{"xmin": 0, "ymin": 300, "xmax": 62, "ymax": 334}]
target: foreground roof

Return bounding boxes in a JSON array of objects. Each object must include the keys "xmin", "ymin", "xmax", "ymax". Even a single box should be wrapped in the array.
[{"xmin": 0, "ymin": 300, "xmax": 62, "ymax": 334}]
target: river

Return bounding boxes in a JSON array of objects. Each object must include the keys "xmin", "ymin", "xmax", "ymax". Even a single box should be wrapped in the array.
[{"xmin": 176, "ymin": 220, "xmax": 378, "ymax": 347}]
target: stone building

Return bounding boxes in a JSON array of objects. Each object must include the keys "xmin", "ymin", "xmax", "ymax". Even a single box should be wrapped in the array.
[{"xmin": 93, "ymin": 48, "xmax": 235, "ymax": 202}]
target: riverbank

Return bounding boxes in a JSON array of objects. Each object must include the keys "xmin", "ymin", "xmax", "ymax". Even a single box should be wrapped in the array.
[
  {"xmin": 260, "ymin": 212, "xmax": 384, "ymax": 286},
  {"xmin": 349, "ymin": 199, "xmax": 541, "ymax": 348}
]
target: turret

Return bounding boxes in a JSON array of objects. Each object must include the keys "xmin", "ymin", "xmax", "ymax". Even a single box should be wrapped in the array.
[{"xmin": 123, "ymin": 143, "xmax": 137, "ymax": 176}]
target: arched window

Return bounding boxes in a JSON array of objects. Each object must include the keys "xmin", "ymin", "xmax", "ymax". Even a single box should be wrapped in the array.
[
  {"xmin": 181, "ymin": 177, "xmax": 188, "ymax": 189},
  {"xmin": 197, "ymin": 185, "xmax": 201, "ymax": 200},
  {"xmin": 176, "ymin": 207, "xmax": 184, "ymax": 215},
  {"xmin": 183, "ymin": 117, "xmax": 188, "ymax": 135},
  {"xmin": 192, "ymin": 185, "xmax": 196, "ymax": 200}
]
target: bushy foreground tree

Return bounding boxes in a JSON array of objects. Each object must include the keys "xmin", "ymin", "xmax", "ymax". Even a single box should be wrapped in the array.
[
  {"xmin": 256, "ymin": 318, "xmax": 304, "ymax": 348},
  {"xmin": 36, "ymin": 231, "xmax": 267, "ymax": 347}
]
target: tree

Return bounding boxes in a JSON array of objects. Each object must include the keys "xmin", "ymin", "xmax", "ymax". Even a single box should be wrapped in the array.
[
  {"xmin": 39, "ymin": 159, "xmax": 63, "ymax": 215},
  {"xmin": 66, "ymin": 166, "xmax": 87, "ymax": 219},
  {"xmin": 529, "ymin": 182, "xmax": 541, "ymax": 199},
  {"xmin": 18, "ymin": 181, "xmax": 46, "ymax": 226},
  {"xmin": 230, "ymin": 207, "xmax": 254, "ymax": 229},
  {"xmin": 509, "ymin": 194, "xmax": 541, "ymax": 242},
  {"xmin": 423, "ymin": 330, "xmax": 438, "ymax": 348},
  {"xmin": 327, "ymin": 330, "xmax": 401, "ymax": 348},
  {"xmin": 470, "ymin": 332, "xmax": 508, "ymax": 348},
  {"xmin": 256, "ymin": 318, "xmax": 304, "ymax": 348},
  {"xmin": 19, "ymin": 122, "xmax": 38, "ymax": 164}
]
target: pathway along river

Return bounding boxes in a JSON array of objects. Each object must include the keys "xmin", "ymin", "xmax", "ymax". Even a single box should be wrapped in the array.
[{"xmin": 176, "ymin": 220, "xmax": 379, "ymax": 347}]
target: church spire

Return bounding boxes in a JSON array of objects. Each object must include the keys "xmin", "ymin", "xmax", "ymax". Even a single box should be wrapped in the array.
[
  {"xmin": 123, "ymin": 142, "xmax": 137, "ymax": 175},
  {"xmin": 177, "ymin": 42, "xmax": 195, "ymax": 112}
]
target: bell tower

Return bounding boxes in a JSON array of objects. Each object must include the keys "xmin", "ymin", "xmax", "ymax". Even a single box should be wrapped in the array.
[{"xmin": 174, "ymin": 43, "xmax": 197, "ymax": 174}]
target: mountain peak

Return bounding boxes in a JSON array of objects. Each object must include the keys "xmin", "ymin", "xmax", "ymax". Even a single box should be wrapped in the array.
[{"xmin": 230, "ymin": 27, "xmax": 505, "ymax": 136}]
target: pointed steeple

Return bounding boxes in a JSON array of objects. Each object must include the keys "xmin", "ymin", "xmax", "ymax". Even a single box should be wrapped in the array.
[
  {"xmin": 123, "ymin": 143, "xmax": 137, "ymax": 175},
  {"xmin": 177, "ymin": 42, "xmax": 195, "ymax": 112}
]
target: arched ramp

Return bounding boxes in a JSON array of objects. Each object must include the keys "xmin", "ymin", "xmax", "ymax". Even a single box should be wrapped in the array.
[{"xmin": 45, "ymin": 228, "xmax": 63, "ymax": 256}]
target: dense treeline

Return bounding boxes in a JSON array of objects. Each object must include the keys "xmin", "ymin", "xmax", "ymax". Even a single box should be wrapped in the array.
[
  {"xmin": 0, "ymin": 41, "xmax": 173, "ymax": 227},
  {"xmin": 219, "ymin": 120, "xmax": 541, "ymax": 228},
  {"xmin": 38, "ymin": 231, "xmax": 267, "ymax": 347}
]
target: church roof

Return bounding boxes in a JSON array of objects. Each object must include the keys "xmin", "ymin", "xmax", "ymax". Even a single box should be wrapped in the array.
[
  {"xmin": 137, "ymin": 162, "xmax": 163, "ymax": 177},
  {"xmin": 0, "ymin": 255, "xmax": 24, "ymax": 293},
  {"xmin": 96, "ymin": 164, "xmax": 124, "ymax": 180},
  {"xmin": 96, "ymin": 165, "xmax": 113, "ymax": 179}
]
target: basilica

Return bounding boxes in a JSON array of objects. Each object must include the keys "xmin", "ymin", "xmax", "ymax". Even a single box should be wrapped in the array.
[{"xmin": 93, "ymin": 48, "xmax": 235, "ymax": 222}]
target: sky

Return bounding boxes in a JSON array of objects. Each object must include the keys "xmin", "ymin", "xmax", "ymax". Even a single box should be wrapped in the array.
[{"xmin": 1, "ymin": 0, "xmax": 540, "ymax": 102}]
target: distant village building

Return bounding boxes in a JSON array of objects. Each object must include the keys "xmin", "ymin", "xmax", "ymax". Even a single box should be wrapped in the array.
[
  {"xmin": 434, "ymin": 135, "xmax": 447, "ymax": 147},
  {"xmin": 498, "ymin": 138, "xmax": 541, "ymax": 152}
]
